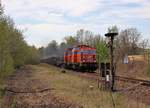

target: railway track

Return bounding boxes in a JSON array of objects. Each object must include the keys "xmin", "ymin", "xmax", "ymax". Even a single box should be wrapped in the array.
[
  {"xmin": 115, "ymin": 76, "xmax": 150, "ymax": 87},
  {"xmin": 70, "ymin": 70, "xmax": 150, "ymax": 87},
  {"xmin": 47, "ymin": 64, "xmax": 150, "ymax": 88}
]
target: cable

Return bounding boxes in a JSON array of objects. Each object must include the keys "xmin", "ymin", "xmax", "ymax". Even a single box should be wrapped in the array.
[{"xmin": 2, "ymin": 88, "xmax": 55, "ymax": 94}]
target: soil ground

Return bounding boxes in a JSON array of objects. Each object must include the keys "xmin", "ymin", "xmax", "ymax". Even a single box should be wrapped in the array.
[
  {"xmin": 1, "ymin": 65, "xmax": 81, "ymax": 108},
  {"xmin": 1, "ymin": 64, "xmax": 150, "ymax": 108}
]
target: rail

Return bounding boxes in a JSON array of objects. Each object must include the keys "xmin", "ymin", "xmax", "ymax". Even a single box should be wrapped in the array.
[{"xmin": 115, "ymin": 76, "xmax": 150, "ymax": 87}]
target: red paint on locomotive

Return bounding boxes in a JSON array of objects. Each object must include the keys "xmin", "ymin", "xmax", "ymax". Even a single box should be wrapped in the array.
[{"xmin": 64, "ymin": 45, "xmax": 97, "ymax": 71}]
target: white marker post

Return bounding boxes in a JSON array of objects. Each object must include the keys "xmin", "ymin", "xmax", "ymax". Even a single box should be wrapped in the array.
[
  {"xmin": 123, "ymin": 54, "xmax": 129, "ymax": 73},
  {"xmin": 123, "ymin": 54, "xmax": 129, "ymax": 64}
]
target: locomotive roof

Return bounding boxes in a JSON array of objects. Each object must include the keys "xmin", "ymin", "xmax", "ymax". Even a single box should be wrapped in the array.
[
  {"xmin": 65, "ymin": 44, "xmax": 96, "ymax": 51},
  {"xmin": 76, "ymin": 45, "xmax": 94, "ymax": 48}
]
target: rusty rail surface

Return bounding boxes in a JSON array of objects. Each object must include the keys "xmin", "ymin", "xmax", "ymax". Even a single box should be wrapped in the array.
[
  {"xmin": 115, "ymin": 76, "xmax": 150, "ymax": 87},
  {"xmin": 76, "ymin": 71, "xmax": 150, "ymax": 87},
  {"xmin": 80, "ymin": 72, "xmax": 150, "ymax": 87},
  {"xmin": 69, "ymin": 69, "xmax": 150, "ymax": 87}
]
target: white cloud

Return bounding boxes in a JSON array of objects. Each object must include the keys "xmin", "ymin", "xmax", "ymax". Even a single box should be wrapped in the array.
[
  {"xmin": 129, "ymin": 4, "xmax": 150, "ymax": 19},
  {"xmin": 2, "ymin": 0, "xmax": 150, "ymax": 47},
  {"xmin": 19, "ymin": 23, "xmax": 102, "ymax": 47},
  {"xmin": 3, "ymin": 0, "xmax": 150, "ymax": 20},
  {"xmin": 2, "ymin": 0, "xmax": 100, "ymax": 17},
  {"xmin": 19, "ymin": 21, "xmax": 132, "ymax": 47}
]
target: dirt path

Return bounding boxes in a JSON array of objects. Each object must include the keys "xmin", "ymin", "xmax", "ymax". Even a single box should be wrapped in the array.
[{"xmin": 1, "ymin": 65, "xmax": 81, "ymax": 108}]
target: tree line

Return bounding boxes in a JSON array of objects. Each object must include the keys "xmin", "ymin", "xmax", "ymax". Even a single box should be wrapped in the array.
[
  {"xmin": 0, "ymin": 7, "xmax": 40, "ymax": 79},
  {"xmin": 40, "ymin": 29, "xmax": 109, "ymax": 62},
  {"xmin": 41, "ymin": 26, "xmax": 149, "ymax": 63}
]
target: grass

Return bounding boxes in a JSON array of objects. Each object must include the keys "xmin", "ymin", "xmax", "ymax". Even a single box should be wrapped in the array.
[
  {"xmin": 11, "ymin": 98, "xmax": 17, "ymax": 108},
  {"xmin": 0, "ymin": 77, "xmax": 6, "ymax": 107},
  {"xmin": 144, "ymin": 64, "xmax": 150, "ymax": 77},
  {"xmin": 126, "ymin": 55, "xmax": 150, "ymax": 79},
  {"xmin": 128, "ymin": 55, "xmax": 144, "ymax": 61},
  {"xmin": 128, "ymin": 54, "xmax": 150, "ymax": 63},
  {"xmin": 1, "ymin": 63, "xmax": 148, "ymax": 108},
  {"xmin": 32, "ymin": 64, "xmax": 150, "ymax": 108}
]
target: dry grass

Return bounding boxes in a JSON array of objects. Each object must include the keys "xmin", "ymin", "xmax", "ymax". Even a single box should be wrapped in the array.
[
  {"xmin": 128, "ymin": 55, "xmax": 144, "ymax": 61},
  {"xmin": 0, "ymin": 78, "xmax": 5, "ymax": 107},
  {"xmin": 144, "ymin": 64, "xmax": 150, "ymax": 77},
  {"xmin": 116, "ymin": 55, "xmax": 148, "ymax": 80},
  {"xmin": 128, "ymin": 55, "xmax": 150, "ymax": 62},
  {"xmin": 31, "ymin": 64, "xmax": 150, "ymax": 108}
]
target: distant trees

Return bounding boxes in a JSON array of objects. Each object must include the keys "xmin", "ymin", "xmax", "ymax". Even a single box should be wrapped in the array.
[
  {"xmin": 139, "ymin": 39, "xmax": 149, "ymax": 60},
  {"xmin": 106, "ymin": 26, "xmax": 149, "ymax": 63},
  {"xmin": 64, "ymin": 36, "xmax": 77, "ymax": 47},
  {"xmin": 108, "ymin": 25, "xmax": 118, "ymax": 33},
  {"xmin": 76, "ymin": 29, "xmax": 84, "ymax": 44},
  {"xmin": 0, "ymin": 7, "xmax": 40, "ymax": 79},
  {"xmin": 114, "ymin": 28, "xmax": 142, "ymax": 60},
  {"xmin": 41, "ymin": 29, "xmax": 109, "ymax": 63},
  {"xmin": 0, "ymin": 5, "xmax": 3, "ymax": 15},
  {"xmin": 76, "ymin": 29, "xmax": 96, "ymax": 46},
  {"xmin": 43, "ymin": 40, "xmax": 58, "ymax": 57},
  {"xmin": 41, "ymin": 26, "xmax": 149, "ymax": 65},
  {"xmin": 96, "ymin": 40, "xmax": 109, "ymax": 63}
]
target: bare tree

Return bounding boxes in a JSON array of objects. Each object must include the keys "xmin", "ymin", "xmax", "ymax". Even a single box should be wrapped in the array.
[
  {"xmin": 115, "ymin": 28, "xmax": 141, "ymax": 60},
  {"xmin": 139, "ymin": 39, "xmax": 149, "ymax": 63},
  {"xmin": 76, "ymin": 29, "xmax": 84, "ymax": 44}
]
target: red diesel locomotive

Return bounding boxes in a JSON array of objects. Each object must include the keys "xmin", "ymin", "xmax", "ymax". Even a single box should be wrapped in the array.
[{"xmin": 64, "ymin": 45, "xmax": 97, "ymax": 71}]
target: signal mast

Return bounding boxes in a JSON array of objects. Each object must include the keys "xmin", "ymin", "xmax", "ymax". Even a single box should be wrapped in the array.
[{"xmin": 105, "ymin": 32, "xmax": 118, "ymax": 91}]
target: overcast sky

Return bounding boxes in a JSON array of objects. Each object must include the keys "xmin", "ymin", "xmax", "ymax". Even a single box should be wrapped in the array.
[{"xmin": 2, "ymin": 0, "xmax": 150, "ymax": 47}]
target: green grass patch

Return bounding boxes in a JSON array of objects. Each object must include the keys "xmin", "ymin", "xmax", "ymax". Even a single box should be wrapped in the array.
[
  {"xmin": 34, "ymin": 64, "xmax": 150, "ymax": 108},
  {"xmin": 0, "ymin": 79, "xmax": 5, "ymax": 107},
  {"xmin": 144, "ymin": 64, "xmax": 150, "ymax": 77}
]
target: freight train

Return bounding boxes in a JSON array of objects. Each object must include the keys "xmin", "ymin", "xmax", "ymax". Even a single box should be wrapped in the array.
[
  {"xmin": 41, "ymin": 45, "xmax": 98, "ymax": 72},
  {"xmin": 64, "ymin": 45, "xmax": 97, "ymax": 71}
]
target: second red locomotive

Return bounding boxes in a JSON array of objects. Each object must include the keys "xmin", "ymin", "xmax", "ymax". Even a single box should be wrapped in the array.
[{"xmin": 64, "ymin": 45, "xmax": 97, "ymax": 71}]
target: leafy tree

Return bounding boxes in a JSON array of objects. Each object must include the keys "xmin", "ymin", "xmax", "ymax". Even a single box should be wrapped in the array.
[
  {"xmin": 0, "ymin": 16, "xmax": 12, "ymax": 75},
  {"xmin": 96, "ymin": 41, "xmax": 109, "ymax": 63},
  {"xmin": 108, "ymin": 25, "xmax": 119, "ymax": 33},
  {"xmin": 44, "ymin": 40, "xmax": 58, "ymax": 57},
  {"xmin": 25, "ymin": 46, "xmax": 40, "ymax": 64},
  {"xmin": 0, "ymin": 5, "xmax": 4, "ymax": 16},
  {"xmin": 38, "ymin": 47, "xmax": 44, "ymax": 58},
  {"xmin": 0, "ymin": 6, "xmax": 40, "ymax": 79},
  {"xmin": 64, "ymin": 36, "xmax": 77, "ymax": 47}
]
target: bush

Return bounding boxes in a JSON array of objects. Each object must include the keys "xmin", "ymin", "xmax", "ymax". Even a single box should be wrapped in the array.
[
  {"xmin": 96, "ymin": 41, "xmax": 109, "ymax": 63},
  {"xmin": 0, "ymin": 7, "xmax": 40, "ymax": 81}
]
